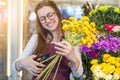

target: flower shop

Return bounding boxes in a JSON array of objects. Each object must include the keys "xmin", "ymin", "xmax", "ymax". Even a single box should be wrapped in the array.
[{"xmin": 1, "ymin": 0, "xmax": 120, "ymax": 80}]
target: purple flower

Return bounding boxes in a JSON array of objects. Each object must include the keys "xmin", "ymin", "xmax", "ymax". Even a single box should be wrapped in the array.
[
  {"xmin": 91, "ymin": 42, "xmax": 101, "ymax": 50},
  {"xmin": 100, "ymin": 40, "xmax": 110, "ymax": 52},
  {"xmin": 80, "ymin": 45, "xmax": 91, "ymax": 53},
  {"xmin": 80, "ymin": 35, "xmax": 120, "ymax": 54},
  {"xmin": 109, "ymin": 41, "xmax": 118, "ymax": 53},
  {"xmin": 88, "ymin": 51, "xmax": 99, "ymax": 58}
]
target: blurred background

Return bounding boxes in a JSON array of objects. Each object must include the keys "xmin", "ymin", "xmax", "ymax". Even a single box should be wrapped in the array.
[{"xmin": 0, "ymin": 0, "xmax": 120, "ymax": 80}]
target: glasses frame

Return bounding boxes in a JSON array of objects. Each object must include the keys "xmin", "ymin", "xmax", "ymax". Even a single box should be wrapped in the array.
[{"xmin": 39, "ymin": 12, "xmax": 56, "ymax": 24}]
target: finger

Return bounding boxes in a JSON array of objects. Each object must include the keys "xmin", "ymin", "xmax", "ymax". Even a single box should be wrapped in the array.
[
  {"xmin": 55, "ymin": 46, "xmax": 68, "ymax": 53},
  {"xmin": 37, "ymin": 63, "xmax": 46, "ymax": 68},
  {"xmin": 30, "ymin": 65, "xmax": 44, "ymax": 72},
  {"xmin": 31, "ymin": 61, "xmax": 46, "ymax": 69},
  {"xmin": 56, "ymin": 41, "xmax": 72, "ymax": 51},
  {"xmin": 61, "ymin": 41, "xmax": 71, "ymax": 46},
  {"xmin": 56, "ymin": 51, "xmax": 74, "ymax": 62},
  {"xmin": 56, "ymin": 51, "xmax": 65, "ymax": 56},
  {"xmin": 29, "ymin": 69, "xmax": 39, "ymax": 76},
  {"xmin": 31, "ymin": 55, "xmax": 37, "ymax": 58},
  {"xmin": 55, "ymin": 42, "xmax": 68, "ymax": 50},
  {"xmin": 56, "ymin": 50, "xmax": 69, "ymax": 56},
  {"xmin": 30, "ymin": 67, "xmax": 43, "ymax": 74},
  {"xmin": 32, "ymin": 60, "xmax": 40, "ymax": 66},
  {"xmin": 34, "ymin": 67, "xmax": 44, "ymax": 72}
]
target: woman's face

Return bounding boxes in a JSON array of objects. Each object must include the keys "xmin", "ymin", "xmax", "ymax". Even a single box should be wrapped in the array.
[{"xmin": 37, "ymin": 6, "xmax": 59, "ymax": 32}]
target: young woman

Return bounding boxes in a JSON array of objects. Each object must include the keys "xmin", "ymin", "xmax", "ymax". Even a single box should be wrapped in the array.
[{"xmin": 12, "ymin": 0, "xmax": 83, "ymax": 80}]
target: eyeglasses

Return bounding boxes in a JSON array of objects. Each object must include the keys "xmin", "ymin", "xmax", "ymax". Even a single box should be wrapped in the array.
[{"xmin": 39, "ymin": 12, "xmax": 56, "ymax": 24}]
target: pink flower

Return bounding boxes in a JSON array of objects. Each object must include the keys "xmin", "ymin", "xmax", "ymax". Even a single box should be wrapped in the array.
[
  {"xmin": 104, "ymin": 24, "xmax": 118, "ymax": 32},
  {"xmin": 88, "ymin": 51, "xmax": 99, "ymax": 58}
]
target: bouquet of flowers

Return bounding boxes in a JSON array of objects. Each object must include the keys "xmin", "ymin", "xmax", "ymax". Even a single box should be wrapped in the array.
[
  {"xmin": 89, "ymin": 5, "xmax": 120, "ymax": 36},
  {"xmin": 34, "ymin": 16, "xmax": 98, "ymax": 80},
  {"xmin": 62, "ymin": 16, "xmax": 98, "ymax": 47},
  {"xmin": 90, "ymin": 53, "xmax": 120, "ymax": 80}
]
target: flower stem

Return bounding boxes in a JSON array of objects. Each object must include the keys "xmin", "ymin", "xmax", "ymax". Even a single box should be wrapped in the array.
[
  {"xmin": 53, "ymin": 56, "xmax": 63, "ymax": 80},
  {"xmin": 35, "ymin": 54, "xmax": 61, "ymax": 80},
  {"xmin": 43, "ymin": 62, "xmax": 55, "ymax": 80},
  {"xmin": 36, "ymin": 54, "xmax": 57, "ymax": 67}
]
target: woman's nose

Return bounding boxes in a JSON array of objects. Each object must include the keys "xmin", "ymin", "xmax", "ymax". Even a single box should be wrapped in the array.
[{"xmin": 45, "ymin": 17, "xmax": 51, "ymax": 23}]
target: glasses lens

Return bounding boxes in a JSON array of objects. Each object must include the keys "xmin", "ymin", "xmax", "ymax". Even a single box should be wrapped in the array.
[
  {"xmin": 47, "ymin": 12, "xmax": 55, "ymax": 20},
  {"xmin": 40, "ymin": 17, "xmax": 46, "ymax": 23}
]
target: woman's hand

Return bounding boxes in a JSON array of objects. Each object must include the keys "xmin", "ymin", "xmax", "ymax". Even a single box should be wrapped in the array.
[
  {"xmin": 16, "ymin": 55, "xmax": 46, "ymax": 76},
  {"xmin": 55, "ymin": 41, "xmax": 80, "ymax": 71}
]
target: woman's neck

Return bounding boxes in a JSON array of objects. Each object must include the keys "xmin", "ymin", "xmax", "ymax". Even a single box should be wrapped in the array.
[{"xmin": 51, "ymin": 30, "xmax": 63, "ymax": 42}]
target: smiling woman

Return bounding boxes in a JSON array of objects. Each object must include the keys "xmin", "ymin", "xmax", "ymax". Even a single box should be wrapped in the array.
[
  {"xmin": 36, "ymin": 6, "xmax": 59, "ymax": 32},
  {"xmin": 12, "ymin": 0, "xmax": 83, "ymax": 80}
]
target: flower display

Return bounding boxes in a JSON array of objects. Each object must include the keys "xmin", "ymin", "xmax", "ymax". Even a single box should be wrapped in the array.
[
  {"xmin": 90, "ymin": 54, "xmax": 120, "ymax": 80},
  {"xmin": 89, "ymin": 5, "xmax": 120, "ymax": 36},
  {"xmin": 81, "ymin": 35, "xmax": 120, "ymax": 55},
  {"xmin": 81, "ymin": 4, "xmax": 120, "ymax": 80},
  {"xmin": 80, "ymin": 35, "xmax": 120, "ymax": 79}
]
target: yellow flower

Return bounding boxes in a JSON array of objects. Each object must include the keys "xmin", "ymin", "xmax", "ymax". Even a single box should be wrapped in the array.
[
  {"xmin": 62, "ymin": 19, "xmax": 70, "ymax": 24},
  {"xmin": 115, "ymin": 62, "xmax": 120, "ymax": 68},
  {"xmin": 80, "ymin": 16, "xmax": 89, "ymax": 21},
  {"xmin": 69, "ymin": 16, "xmax": 76, "ymax": 22},
  {"xmin": 87, "ymin": 42, "xmax": 92, "ymax": 48},
  {"xmin": 103, "ymin": 54, "xmax": 111, "ymax": 62},
  {"xmin": 81, "ymin": 38, "xmax": 87, "ymax": 45},
  {"xmin": 89, "ymin": 10, "xmax": 97, "ymax": 16},
  {"xmin": 90, "ymin": 22, "xmax": 96, "ymax": 28},
  {"xmin": 78, "ymin": 20, "xmax": 83, "ymax": 25},
  {"xmin": 114, "ymin": 7, "xmax": 120, "ymax": 13},
  {"xmin": 114, "ymin": 68, "xmax": 120, "ymax": 77},
  {"xmin": 98, "ymin": 5, "xmax": 111, "ymax": 12},
  {"xmin": 108, "ymin": 57, "xmax": 116, "ymax": 64},
  {"xmin": 90, "ymin": 65, "xmax": 100, "ymax": 72},
  {"xmin": 90, "ymin": 54, "xmax": 120, "ymax": 80},
  {"xmin": 62, "ymin": 25, "xmax": 68, "ymax": 31},
  {"xmin": 90, "ymin": 59, "xmax": 98, "ymax": 65},
  {"xmin": 84, "ymin": 21, "xmax": 89, "ymax": 26},
  {"xmin": 102, "ymin": 63, "xmax": 115, "ymax": 75}
]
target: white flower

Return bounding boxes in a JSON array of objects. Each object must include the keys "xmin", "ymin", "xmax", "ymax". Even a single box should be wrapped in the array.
[
  {"xmin": 104, "ymin": 74, "xmax": 113, "ymax": 80},
  {"xmin": 93, "ymin": 66, "xmax": 106, "ymax": 79},
  {"xmin": 112, "ymin": 26, "xmax": 120, "ymax": 32},
  {"xmin": 113, "ymin": 74, "xmax": 119, "ymax": 80}
]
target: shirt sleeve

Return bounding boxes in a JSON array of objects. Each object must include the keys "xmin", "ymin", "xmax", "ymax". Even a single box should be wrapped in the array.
[
  {"xmin": 71, "ymin": 46, "xmax": 83, "ymax": 78},
  {"xmin": 12, "ymin": 33, "xmax": 38, "ymax": 73}
]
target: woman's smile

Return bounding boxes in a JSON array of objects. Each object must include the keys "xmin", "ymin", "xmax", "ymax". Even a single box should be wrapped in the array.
[{"xmin": 46, "ymin": 21, "xmax": 54, "ymax": 27}]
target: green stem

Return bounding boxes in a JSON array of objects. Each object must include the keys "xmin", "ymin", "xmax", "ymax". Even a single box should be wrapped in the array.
[
  {"xmin": 36, "ymin": 54, "xmax": 57, "ymax": 67},
  {"xmin": 43, "ymin": 61, "xmax": 55, "ymax": 80},
  {"xmin": 35, "ymin": 55, "xmax": 61, "ymax": 80},
  {"xmin": 53, "ymin": 56, "xmax": 63, "ymax": 80},
  {"xmin": 43, "ymin": 55, "xmax": 61, "ymax": 80},
  {"xmin": 41, "ymin": 54, "xmax": 57, "ymax": 63}
]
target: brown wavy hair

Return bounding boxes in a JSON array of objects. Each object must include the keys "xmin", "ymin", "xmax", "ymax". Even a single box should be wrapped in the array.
[{"xmin": 34, "ymin": 0, "xmax": 63, "ymax": 55}]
